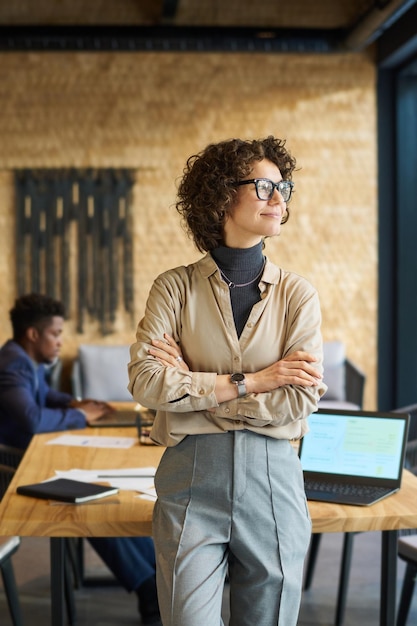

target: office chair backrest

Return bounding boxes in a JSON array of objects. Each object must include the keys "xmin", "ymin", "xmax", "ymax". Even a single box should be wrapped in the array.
[
  {"xmin": 319, "ymin": 340, "xmax": 365, "ymax": 410},
  {"xmin": 0, "ymin": 445, "xmax": 24, "ymax": 470},
  {"xmin": 0, "ymin": 463, "xmax": 15, "ymax": 500},
  {"xmin": 0, "ymin": 462, "xmax": 24, "ymax": 626},
  {"xmin": 394, "ymin": 404, "xmax": 417, "ymax": 443},
  {"xmin": 72, "ymin": 344, "xmax": 133, "ymax": 402}
]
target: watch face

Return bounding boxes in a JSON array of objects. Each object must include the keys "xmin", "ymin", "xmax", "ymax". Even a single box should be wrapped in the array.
[{"xmin": 231, "ymin": 373, "xmax": 245, "ymax": 383}]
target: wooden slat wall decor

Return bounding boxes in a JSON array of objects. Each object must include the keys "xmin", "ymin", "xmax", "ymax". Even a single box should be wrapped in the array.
[{"xmin": 15, "ymin": 169, "xmax": 135, "ymax": 335}]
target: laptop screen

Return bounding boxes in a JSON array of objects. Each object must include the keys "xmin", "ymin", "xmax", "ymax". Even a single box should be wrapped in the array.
[{"xmin": 299, "ymin": 410, "xmax": 409, "ymax": 481}]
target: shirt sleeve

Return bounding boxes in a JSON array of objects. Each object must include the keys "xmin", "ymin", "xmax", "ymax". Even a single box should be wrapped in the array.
[{"xmin": 128, "ymin": 275, "xmax": 219, "ymax": 412}]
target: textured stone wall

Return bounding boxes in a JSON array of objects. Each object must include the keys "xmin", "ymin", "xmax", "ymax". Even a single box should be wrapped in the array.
[{"xmin": 0, "ymin": 51, "xmax": 377, "ymax": 406}]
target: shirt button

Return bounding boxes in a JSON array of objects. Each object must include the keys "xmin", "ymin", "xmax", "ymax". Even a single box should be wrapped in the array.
[
  {"xmin": 235, "ymin": 420, "xmax": 241, "ymax": 425},
  {"xmin": 247, "ymin": 322, "xmax": 253, "ymax": 328},
  {"xmin": 198, "ymin": 388, "xmax": 205, "ymax": 395},
  {"xmin": 224, "ymin": 407, "xmax": 230, "ymax": 414}
]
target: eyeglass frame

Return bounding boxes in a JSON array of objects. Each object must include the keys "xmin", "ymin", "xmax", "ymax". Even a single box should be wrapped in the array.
[{"xmin": 234, "ymin": 178, "xmax": 294, "ymax": 202}]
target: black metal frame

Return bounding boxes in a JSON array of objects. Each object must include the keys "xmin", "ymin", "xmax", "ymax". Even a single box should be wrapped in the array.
[
  {"xmin": 377, "ymin": 27, "xmax": 417, "ymax": 409},
  {"xmin": 0, "ymin": 24, "xmax": 345, "ymax": 53}
]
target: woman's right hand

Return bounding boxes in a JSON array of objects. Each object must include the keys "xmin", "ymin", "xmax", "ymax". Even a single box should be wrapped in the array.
[
  {"xmin": 211, "ymin": 350, "xmax": 323, "ymax": 404},
  {"xmin": 247, "ymin": 351, "xmax": 322, "ymax": 395}
]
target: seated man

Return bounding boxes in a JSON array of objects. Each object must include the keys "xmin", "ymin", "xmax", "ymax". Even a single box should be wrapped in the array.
[{"xmin": 0, "ymin": 293, "xmax": 161, "ymax": 626}]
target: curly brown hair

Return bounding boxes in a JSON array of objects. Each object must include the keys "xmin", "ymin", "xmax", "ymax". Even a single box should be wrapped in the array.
[{"xmin": 175, "ymin": 136, "xmax": 296, "ymax": 252}]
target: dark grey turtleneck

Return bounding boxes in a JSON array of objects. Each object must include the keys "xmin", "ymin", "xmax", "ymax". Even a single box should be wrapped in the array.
[{"xmin": 210, "ymin": 241, "xmax": 265, "ymax": 338}]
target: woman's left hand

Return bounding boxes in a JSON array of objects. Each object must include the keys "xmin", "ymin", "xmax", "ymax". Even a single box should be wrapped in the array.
[{"xmin": 148, "ymin": 333, "xmax": 189, "ymax": 371}]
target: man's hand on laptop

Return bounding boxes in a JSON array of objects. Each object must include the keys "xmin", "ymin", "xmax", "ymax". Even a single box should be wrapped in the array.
[{"xmin": 69, "ymin": 399, "xmax": 115, "ymax": 424}]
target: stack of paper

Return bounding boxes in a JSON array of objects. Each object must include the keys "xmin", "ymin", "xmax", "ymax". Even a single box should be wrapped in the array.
[{"xmin": 55, "ymin": 467, "xmax": 157, "ymax": 499}]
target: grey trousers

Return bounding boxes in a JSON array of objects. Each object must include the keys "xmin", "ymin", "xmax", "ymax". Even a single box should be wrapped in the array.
[{"xmin": 153, "ymin": 430, "xmax": 311, "ymax": 626}]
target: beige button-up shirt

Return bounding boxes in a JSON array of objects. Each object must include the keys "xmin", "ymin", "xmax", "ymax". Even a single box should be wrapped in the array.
[{"xmin": 128, "ymin": 253, "xmax": 327, "ymax": 447}]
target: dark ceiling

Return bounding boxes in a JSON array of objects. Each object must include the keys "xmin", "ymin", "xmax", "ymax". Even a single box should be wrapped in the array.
[{"xmin": 0, "ymin": 0, "xmax": 416, "ymax": 62}]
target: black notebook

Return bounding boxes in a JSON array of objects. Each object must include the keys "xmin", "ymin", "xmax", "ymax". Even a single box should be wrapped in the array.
[
  {"xmin": 298, "ymin": 408, "xmax": 410, "ymax": 506},
  {"xmin": 16, "ymin": 478, "xmax": 119, "ymax": 504}
]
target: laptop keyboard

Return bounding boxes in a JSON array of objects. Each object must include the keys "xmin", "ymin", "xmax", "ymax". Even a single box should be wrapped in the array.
[{"xmin": 304, "ymin": 479, "xmax": 390, "ymax": 499}]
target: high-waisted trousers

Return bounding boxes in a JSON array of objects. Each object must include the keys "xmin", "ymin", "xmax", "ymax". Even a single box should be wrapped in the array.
[{"xmin": 153, "ymin": 430, "xmax": 311, "ymax": 626}]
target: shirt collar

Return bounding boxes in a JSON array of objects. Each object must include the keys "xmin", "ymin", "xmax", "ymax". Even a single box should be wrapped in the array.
[{"xmin": 197, "ymin": 253, "xmax": 281, "ymax": 285}]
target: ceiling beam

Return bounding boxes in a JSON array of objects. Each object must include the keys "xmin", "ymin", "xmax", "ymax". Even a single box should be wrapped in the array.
[
  {"xmin": 343, "ymin": 0, "xmax": 417, "ymax": 51},
  {"xmin": 377, "ymin": 1, "xmax": 417, "ymax": 66},
  {"xmin": 0, "ymin": 25, "xmax": 344, "ymax": 53}
]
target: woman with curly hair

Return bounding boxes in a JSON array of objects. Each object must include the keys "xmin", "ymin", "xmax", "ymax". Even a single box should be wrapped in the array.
[{"xmin": 128, "ymin": 136, "xmax": 327, "ymax": 626}]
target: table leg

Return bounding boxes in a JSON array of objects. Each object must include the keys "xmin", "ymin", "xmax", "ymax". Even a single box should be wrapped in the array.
[
  {"xmin": 50, "ymin": 537, "xmax": 66, "ymax": 626},
  {"xmin": 380, "ymin": 529, "xmax": 398, "ymax": 626}
]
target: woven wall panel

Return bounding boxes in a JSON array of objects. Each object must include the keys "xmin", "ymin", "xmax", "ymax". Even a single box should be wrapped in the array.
[
  {"xmin": 0, "ymin": 172, "xmax": 17, "ymax": 312},
  {"xmin": 0, "ymin": 51, "xmax": 377, "ymax": 407}
]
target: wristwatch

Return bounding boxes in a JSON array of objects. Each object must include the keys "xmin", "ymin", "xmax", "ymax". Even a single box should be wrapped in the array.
[{"xmin": 230, "ymin": 373, "xmax": 247, "ymax": 398}]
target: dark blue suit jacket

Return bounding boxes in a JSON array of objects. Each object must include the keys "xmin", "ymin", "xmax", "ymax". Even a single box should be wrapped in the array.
[{"xmin": 0, "ymin": 340, "xmax": 86, "ymax": 449}]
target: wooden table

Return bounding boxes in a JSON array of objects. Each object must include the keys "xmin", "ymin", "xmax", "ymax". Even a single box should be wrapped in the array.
[{"xmin": 1, "ymin": 428, "xmax": 417, "ymax": 626}]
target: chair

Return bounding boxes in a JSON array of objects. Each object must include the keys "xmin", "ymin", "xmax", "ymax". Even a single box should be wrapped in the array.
[
  {"xmin": 396, "ymin": 433, "xmax": 417, "ymax": 626},
  {"xmin": 0, "ymin": 463, "xmax": 24, "ymax": 626},
  {"xmin": 318, "ymin": 341, "xmax": 365, "ymax": 410},
  {"xmin": 397, "ymin": 533, "xmax": 417, "ymax": 626},
  {"xmin": 0, "ymin": 448, "xmax": 77, "ymax": 625},
  {"xmin": 0, "ymin": 444, "xmax": 24, "ymax": 469},
  {"xmin": 44, "ymin": 358, "xmax": 63, "ymax": 391},
  {"xmin": 303, "ymin": 341, "xmax": 366, "ymax": 626},
  {"xmin": 71, "ymin": 344, "xmax": 133, "ymax": 401}
]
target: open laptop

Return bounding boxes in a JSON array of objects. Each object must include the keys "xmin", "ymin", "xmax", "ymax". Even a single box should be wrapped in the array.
[
  {"xmin": 88, "ymin": 409, "xmax": 155, "ymax": 428},
  {"xmin": 298, "ymin": 408, "xmax": 410, "ymax": 506}
]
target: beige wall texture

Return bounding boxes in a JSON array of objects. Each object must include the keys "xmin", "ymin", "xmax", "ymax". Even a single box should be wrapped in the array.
[{"xmin": 0, "ymin": 51, "xmax": 377, "ymax": 407}]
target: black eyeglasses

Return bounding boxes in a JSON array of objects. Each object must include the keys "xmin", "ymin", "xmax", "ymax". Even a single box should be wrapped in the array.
[{"xmin": 235, "ymin": 178, "xmax": 294, "ymax": 202}]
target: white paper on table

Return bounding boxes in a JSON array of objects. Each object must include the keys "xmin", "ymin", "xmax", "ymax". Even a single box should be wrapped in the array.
[
  {"xmin": 46, "ymin": 434, "xmax": 137, "ymax": 449},
  {"xmin": 137, "ymin": 486, "xmax": 157, "ymax": 500},
  {"xmin": 55, "ymin": 467, "xmax": 156, "ymax": 493}
]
